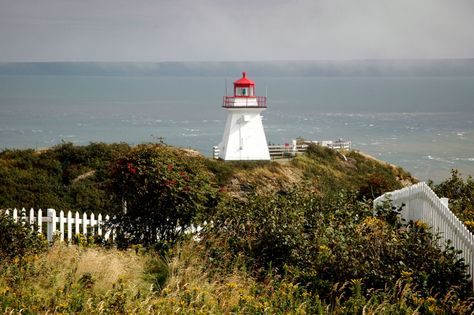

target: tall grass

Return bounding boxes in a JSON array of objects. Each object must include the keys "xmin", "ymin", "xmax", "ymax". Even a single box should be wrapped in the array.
[
  {"xmin": 0, "ymin": 243, "xmax": 153, "ymax": 313},
  {"xmin": 2, "ymin": 241, "xmax": 473, "ymax": 314}
]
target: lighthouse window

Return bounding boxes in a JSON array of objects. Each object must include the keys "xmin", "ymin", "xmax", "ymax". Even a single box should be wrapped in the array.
[{"xmin": 235, "ymin": 87, "xmax": 253, "ymax": 96}]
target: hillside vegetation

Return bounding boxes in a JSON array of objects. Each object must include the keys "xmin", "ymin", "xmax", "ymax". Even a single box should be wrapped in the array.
[
  {"xmin": 0, "ymin": 142, "xmax": 414, "ymax": 212},
  {"xmin": 1, "ymin": 143, "xmax": 473, "ymax": 314}
]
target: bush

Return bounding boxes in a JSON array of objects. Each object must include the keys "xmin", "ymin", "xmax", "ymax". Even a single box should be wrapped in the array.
[
  {"xmin": 305, "ymin": 143, "xmax": 338, "ymax": 161},
  {"xmin": 430, "ymin": 169, "xmax": 474, "ymax": 232},
  {"xmin": 358, "ymin": 172, "xmax": 402, "ymax": 200},
  {"xmin": 203, "ymin": 187, "xmax": 472, "ymax": 305},
  {"xmin": 0, "ymin": 211, "xmax": 47, "ymax": 262},
  {"xmin": 203, "ymin": 159, "xmax": 235, "ymax": 186},
  {"xmin": 109, "ymin": 144, "xmax": 218, "ymax": 247},
  {"xmin": 0, "ymin": 142, "xmax": 130, "ymax": 214}
]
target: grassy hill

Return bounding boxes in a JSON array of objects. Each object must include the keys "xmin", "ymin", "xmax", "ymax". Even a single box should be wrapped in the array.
[
  {"xmin": 2, "ymin": 143, "xmax": 474, "ymax": 314},
  {"xmin": 206, "ymin": 145, "xmax": 415, "ymax": 198},
  {"xmin": 0, "ymin": 142, "xmax": 414, "ymax": 212}
]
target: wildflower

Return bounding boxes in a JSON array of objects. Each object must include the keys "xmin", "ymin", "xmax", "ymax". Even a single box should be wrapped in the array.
[
  {"xmin": 127, "ymin": 163, "xmax": 137, "ymax": 174},
  {"xmin": 166, "ymin": 179, "xmax": 177, "ymax": 186},
  {"xmin": 167, "ymin": 164, "xmax": 173, "ymax": 172},
  {"xmin": 401, "ymin": 270, "xmax": 413, "ymax": 278},
  {"xmin": 464, "ymin": 220, "xmax": 474, "ymax": 229},
  {"xmin": 226, "ymin": 282, "xmax": 238, "ymax": 289},
  {"xmin": 363, "ymin": 216, "xmax": 384, "ymax": 227},
  {"xmin": 426, "ymin": 296, "xmax": 438, "ymax": 312},
  {"xmin": 318, "ymin": 245, "xmax": 330, "ymax": 252},
  {"xmin": 412, "ymin": 295, "xmax": 425, "ymax": 306},
  {"xmin": 414, "ymin": 220, "xmax": 428, "ymax": 229},
  {"xmin": 0, "ymin": 287, "xmax": 10, "ymax": 295}
]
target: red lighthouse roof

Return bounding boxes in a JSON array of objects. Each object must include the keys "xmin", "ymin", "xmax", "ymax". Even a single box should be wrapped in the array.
[{"xmin": 234, "ymin": 72, "xmax": 255, "ymax": 86}]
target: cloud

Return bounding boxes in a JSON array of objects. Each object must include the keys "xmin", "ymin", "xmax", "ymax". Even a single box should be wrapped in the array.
[{"xmin": 0, "ymin": 0, "xmax": 473, "ymax": 61}]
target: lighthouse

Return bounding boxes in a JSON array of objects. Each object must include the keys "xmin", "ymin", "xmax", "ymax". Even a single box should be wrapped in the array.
[{"xmin": 218, "ymin": 72, "xmax": 270, "ymax": 161}]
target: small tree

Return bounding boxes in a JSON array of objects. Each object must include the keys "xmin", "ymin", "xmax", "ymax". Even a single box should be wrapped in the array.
[{"xmin": 109, "ymin": 144, "xmax": 217, "ymax": 247}]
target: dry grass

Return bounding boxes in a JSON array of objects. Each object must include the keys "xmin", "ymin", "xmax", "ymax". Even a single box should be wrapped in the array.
[
  {"xmin": 24, "ymin": 243, "xmax": 149, "ymax": 297},
  {"xmin": 1, "ymin": 241, "xmax": 272, "ymax": 314},
  {"xmin": 74, "ymin": 246, "xmax": 146, "ymax": 292},
  {"xmin": 163, "ymin": 242, "xmax": 256, "ymax": 313},
  {"xmin": 227, "ymin": 162, "xmax": 304, "ymax": 197}
]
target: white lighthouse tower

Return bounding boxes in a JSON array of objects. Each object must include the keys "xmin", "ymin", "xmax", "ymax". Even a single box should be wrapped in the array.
[{"xmin": 218, "ymin": 72, "xmax": 270, "ymax": 161}]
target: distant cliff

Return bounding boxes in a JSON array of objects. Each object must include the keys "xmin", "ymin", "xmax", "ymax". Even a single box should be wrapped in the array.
[{"xmin": 1, "ymin": 59, "xmax": 474, "ymax": 77}]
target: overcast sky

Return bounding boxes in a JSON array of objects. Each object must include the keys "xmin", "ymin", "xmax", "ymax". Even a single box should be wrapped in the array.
[{"xmin": 0, "ymin": 0, "xmax": 473, "ymax": 62}]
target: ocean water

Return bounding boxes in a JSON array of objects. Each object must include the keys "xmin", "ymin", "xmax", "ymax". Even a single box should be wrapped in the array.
[{"xmin": 0, "ymin": 75, "xmax": 473, "ymax": 182}]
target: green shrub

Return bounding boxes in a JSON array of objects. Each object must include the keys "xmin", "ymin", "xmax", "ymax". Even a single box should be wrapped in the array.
[
  {"xmin": 144, "ymin": 255, "xmax": 169, "ymax": 291},
  {"xmin": 203, "ymin": 186, "xmax": 472, "ymax": 306},
  {"xmin": 0, "ymin": 211, "xmax": 47, "ymax": 262},
  {"xmin": 305, "ymin": 143, "xmax": 338, "ymax": 161},
  {"xmin": 430, "ymin": 169, "xmax": 474, "ymax": 232},
  {"xmin": 203, "ymin": 159, "xmax": 235, "ymax": 186},
  {"xmin": 0, "ymin": 142, "xmax": 130, "ymax": 214},
  {"xmin": 108, "ymin": 144, "xmax": 219, "ymax": 247}
]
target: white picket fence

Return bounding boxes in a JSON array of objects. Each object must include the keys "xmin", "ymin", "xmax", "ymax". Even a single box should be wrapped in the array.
[
  {"xmin": 374, "ymin": 182, "xmax": 474, "ymax": 288},
  {"xmin": 2, "ymin": 208, "xmax": 112, "ymax": 242}
]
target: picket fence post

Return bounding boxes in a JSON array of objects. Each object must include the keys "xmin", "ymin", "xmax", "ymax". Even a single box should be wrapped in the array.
[
  {"xmin": 67, "ymin": 211, "xmax": 73, "ymax": 242},
  {"xmin": 37, "ymin": 209, "xmax": 42, "ymax": 233},
  {"xmin": 90, "ymin": 212, "xmax": 96, "ymax": 235},
  {"xmin": 12, "ymin": 208, "xmax": 18, "ymax": 223},
  {"xmin": 82, "ymin": 212, "xmax": 88, "ymax": 235},
  {"xmin": 98, "ymin": 214, "xmax": 103, "ymax": 236},
  {"xmin": 75, "ymin": 212, "xmax": 80, "ymax": 236},
  {"xmin": 29, "ymin": 208, "xmax": 35, "ymax": 230},
  {"xmin": 47, "ymin": 208, "xmax": 56, "ymax": 241},
  {"xmin": 59, "ymin": 210, "xmax": 65, "ymax": 242}
]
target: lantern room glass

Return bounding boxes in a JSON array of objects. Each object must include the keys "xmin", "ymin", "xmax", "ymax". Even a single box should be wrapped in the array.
[{"xmin": 235, "ymin": 87, "xmax": 255, "ymax": 97}]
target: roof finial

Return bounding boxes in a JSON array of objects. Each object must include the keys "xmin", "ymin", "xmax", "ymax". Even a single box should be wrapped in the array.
[{"xmin": 242, "ymin": 71, "xmax": 246, "ymax": 78}]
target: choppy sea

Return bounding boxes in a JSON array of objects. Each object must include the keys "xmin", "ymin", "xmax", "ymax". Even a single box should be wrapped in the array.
[{"xmin": 1, "ymin": 75, "xmax": 473, "ymax": 182}]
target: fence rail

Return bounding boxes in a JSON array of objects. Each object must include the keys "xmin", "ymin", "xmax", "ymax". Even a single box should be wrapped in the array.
[
  {"xmin": 268, "ymin": 144, "xmax": 308, "ymax": 159},
  {"xmin": 2, "ymin": 208, "xmax": 112, "ymax": 242},
  {"xmin": 213, "ymin": 139, "xmax": 351, "ymax": 160},
  {"xmin": 303, "ymin": 140, "xmax": 351, "ymax": 151},
  {"xmin": 374, "ymin": 182, "xmax": 474, "ymax": 288}
]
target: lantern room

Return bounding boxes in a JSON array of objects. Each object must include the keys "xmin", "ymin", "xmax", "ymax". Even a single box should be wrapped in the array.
[
  {"xmin": 222, "ymin": 72, "xmax": 266, "ymax": 108},
  {"xmin": 234, "ymin": 72, "xmax": 255, "ymax": 97}
]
